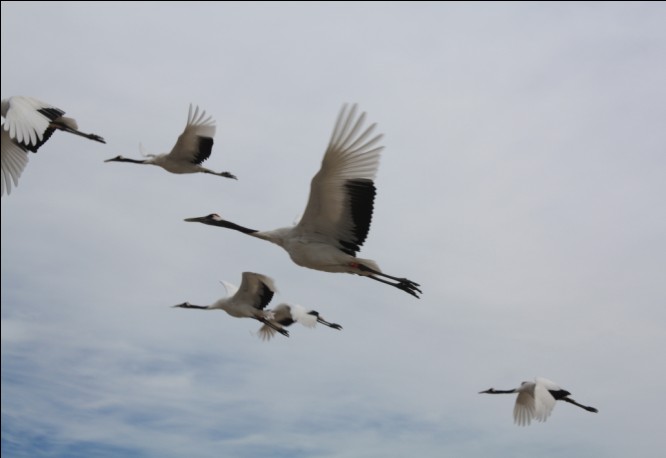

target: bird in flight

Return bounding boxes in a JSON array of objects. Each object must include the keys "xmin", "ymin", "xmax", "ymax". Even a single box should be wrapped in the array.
[
  {"xmin": 257, "ymin": 303, "xmax": 342, "ymax": 341},
  {"xmin": 185, "ymin": 104, "xmax": 421, "ymax": 298},
  {"xmin": 479, "ymin": 377, "xmax": 598, "ymax": 426},
  {"xmin": 1, "ymin": 96, "xmax": 105, "ymax": 196},
  {"xmin": 172, "ymin": 272, "xmax": 288, "ymax": 337},
  {"xmin": 105, "ymin": 104, "xmax": 236, "ymax": 179}
]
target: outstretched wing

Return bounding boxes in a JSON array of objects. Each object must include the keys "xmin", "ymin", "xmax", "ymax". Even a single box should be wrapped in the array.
[
  {"xmin": 234, "ymin": 272, "xmax": 277, "ymax": 311},
  {"xmin": 167, "ymin": 104, "xmax": 216, "ymax": 165},
  {"xmin": 2, "ymin": 96, "xmax": 64, "ymax": 149},
  {"xmin": 1, "ymin": 126, "xmax": 30, "ymax": 196},
  {"xmin": 219, "ymin": 280, "xmax": 239, "ymax": 297},
  {"xmin": 513, "ymin": 382, "xmax": 537, "ymax": 426},
  {"xmin": 296, "ymin": 104, "xmax": 383, "ymax": 256},
  {"xmin": 533, "ymin": 378, "xmax": 558, "ymax": 423}
]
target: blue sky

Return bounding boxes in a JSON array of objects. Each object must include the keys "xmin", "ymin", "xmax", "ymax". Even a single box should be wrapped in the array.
[{"xmin": 2, "ymin": 2, "xmax": 666, "ymax": 457}]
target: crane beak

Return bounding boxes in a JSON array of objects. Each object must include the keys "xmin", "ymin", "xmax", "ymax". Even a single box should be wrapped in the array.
[
  {"xmin": 104, "ymin": 155, "xmax": 121, "ymax": 162},
  {"xmin": 184, "ymin": 216, "xmax": 206, "ymax": 223}
]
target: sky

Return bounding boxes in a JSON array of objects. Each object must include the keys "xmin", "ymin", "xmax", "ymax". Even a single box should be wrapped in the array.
[{"xmin": 2, "ymin": 2, "xmax": 665, "ymax": 457}]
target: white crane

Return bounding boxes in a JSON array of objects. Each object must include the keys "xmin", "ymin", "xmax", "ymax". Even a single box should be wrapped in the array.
[
  {"xmin": 172, "ymin": 272, "xmax": 288, "ymax": 337},
  {"xmin": 257, "ymin": 303, "xmax": 342, "ymax": 341},
  {"xmin": 479, "ymin": 377, "xmax": 598, "ymax": 426},
  {"xmin": 1, "ymin": 96, "xmax": 106, "ymax": 196},
  {"xmin": 104, "ymin": 104, "xmax": 236, "ymax": 179},
  {"xmin": 184, "ymin": 104, "xmax": 421, "ymax": 298}
]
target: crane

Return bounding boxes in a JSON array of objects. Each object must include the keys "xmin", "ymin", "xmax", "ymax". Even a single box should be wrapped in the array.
[
  {"xmin": 479, "ymin": 377, "xmax": 598, "ymax": 426},
  {"xmin": 184, "ymin": 104, "xmax": 421, "ymax": 298},
  {"xmin": 1, "ymin": 96, "xmax": 105, "ymax": 196},
  {"xmin": 104, "ymin": 104, "xmax": 236, "ymax": 179},
  {"xmin": 257, "ymin": 303, "xmax": 342, "ymax": 341},
  {"xmin": 172, "ymin": 272, "xmax": 288, "ymax": 337}
]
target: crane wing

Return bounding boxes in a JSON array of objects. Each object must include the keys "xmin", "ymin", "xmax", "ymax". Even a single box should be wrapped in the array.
[
  {"xmin": 513, "ymin": 383, "xmax": 536, "ymax": 426},
  {"xmin": 533, "ymin": 379, "xmax": 558, "ymax": 423},
  {"xmin": 257, "ymin": 324, "xmax": 277, "ymax": 341},
  {"xmin": 535, "ymin": 377, "xmax": 561, "ymax": 391},
  {"xmin": 219, "ymin": 280, "xmax": 239, "ymax": 297},
  {"xmin": 296, "ymin": 104, "xmax": 384, "ymax": 256},
  {"xmin": 1, "ymin": 127, "xmax": 30, "ymax": 196},
  {"xmin": 167, "ymin": 104, "xmax": 216, "ymax": 165},
  {"xmin": 2, "ymin": 96, "xmax": 64, "ymax": 148},
  {"xmin": 234, "ymin": 272, "xmax": 276, "ymax": 311}
]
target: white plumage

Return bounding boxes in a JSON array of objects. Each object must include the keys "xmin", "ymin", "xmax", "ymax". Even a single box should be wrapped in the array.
[
  {"xmin": 257, "ymin": 303, "xmax": 342, "ymax": 341},
  {"xmin": 480, "ymin": 377, "xmax": 598, "ymax": 426},
  {"xmin": 185, "ymin": 104, "xmax": 421, "ymax": 298},
  {"xmin": 104, "ymin": 104, "xmax": 236, "ymax": 179},
  {"xmin": 1, "ymin": 128, "xmax": 29, "ymax": 197},
  {"xmin": 1, "ymin": 96, "xmax": 105, "ymax": 196},
  {"xmin": 172, "ymin": 272, "xmax": 288, "ymax": 337}
]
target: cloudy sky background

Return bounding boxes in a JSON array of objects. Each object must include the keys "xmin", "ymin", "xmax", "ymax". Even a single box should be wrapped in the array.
[{"xmin": 2, "ymin": 2, "xmax": 665, "ymax": 457}]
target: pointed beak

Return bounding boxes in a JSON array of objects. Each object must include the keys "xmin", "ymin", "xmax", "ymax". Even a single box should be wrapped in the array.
[
  {"xmin": 184, "ymin": 216, "xmax": 206, "ymax": 222},
  {"xmin": 104, "ymin": 156, "xmax": 118, "ymax": 162}
]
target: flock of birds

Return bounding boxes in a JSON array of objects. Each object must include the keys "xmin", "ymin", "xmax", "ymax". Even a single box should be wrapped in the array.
[
  {"xmin": 172, "ymin": 271, "xmax": 342, "ymax": 340},
  {"xmin": 1, "ymin": 95, "xmax": 598, "ymax": 426}
]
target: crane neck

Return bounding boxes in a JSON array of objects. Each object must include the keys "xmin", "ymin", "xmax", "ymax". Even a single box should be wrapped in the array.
[
  {"xmin": 219, "ymin": 220, "xmax": 258, "ymax": 235},
  {"xmin": 105, "ymin": 156, "xmax": 147, "ymax": 164},
  {"xmin": 480, "ymin": 388, "xmax": 516, "ymax": 394},
  {"xmin": 119, "ymin": 157, "xmax": 147, "ymax": 164},
  {"xmin": 174, "ymin": 303, "xmax": 208, "ymax": 310}
]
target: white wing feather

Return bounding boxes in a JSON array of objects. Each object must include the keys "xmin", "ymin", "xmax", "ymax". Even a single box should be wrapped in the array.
[
  {"xmin": 1, "ymin": 127, "xmax": 29, "ymax": 196},
  {"xmin": 533, "ymin": 378, "xmax": 558, "ymax": 423},
  {"xmin": 219, "ymin": 280, "xmax": 239, "ymax": 297},
  {"xmin": 513, "ymin": 382, "xmax": 536, "ymax": 426},
  {"xmin": 257, "ymin": 325, "xmax": 276, "ymax": 341},
  {"xmin": 296, "ymin": 104, "xmax": 383, "ymax": 241},
  {"xmin": 167, "ymin": 104, "xmax": 216, "ymax": 162},
  {"xmin": 138, "ymin": 142, "xmax": 156, "ymax": 158},
  {"xmin": 514, "ymin": 395, "xmax": 535, "ymax": 426},
  {"xmin": 232, "ymin": 272, "xmax": 276, "ymax": 310},
  {"xmin": 2, "ymin": 96, "xmax": 60, "ymax": 147}
]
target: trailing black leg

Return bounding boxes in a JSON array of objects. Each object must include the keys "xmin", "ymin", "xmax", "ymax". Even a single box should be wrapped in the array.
[
  {"xmin": 367, "ymin": 274, "xmax": 421, "ymax": 298},
  {"xmin": 258, "ymin": 317, "xmax": 289, "ymax": 337},
  {"xmin": 355, "ymin": 263, "xmax": 422, "ymax": 297}
]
